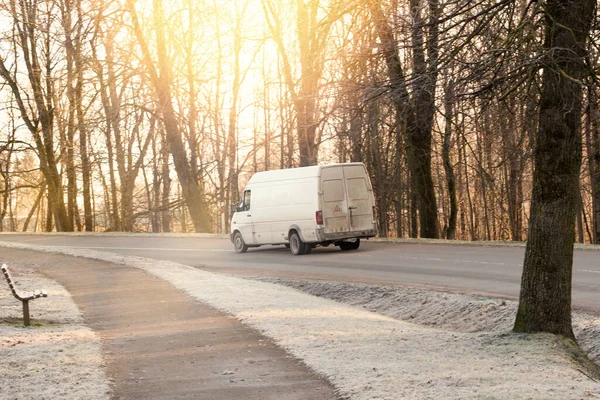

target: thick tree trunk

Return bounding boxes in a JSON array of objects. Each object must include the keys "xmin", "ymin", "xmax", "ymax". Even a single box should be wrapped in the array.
[
  {"xmin": 514, "ymin": 0, "xmax": 595, "ymax": 337},
  {"xmin": 407, "ymin": 0, "xmax": 440, "ymax": 238}
]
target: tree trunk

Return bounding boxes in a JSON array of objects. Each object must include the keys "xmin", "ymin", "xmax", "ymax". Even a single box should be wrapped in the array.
[
  {"xmin": 442, "ymin": 79, "xmax": 457, "ymax": 240},
  {"xmin": 586, "ymin": 84, "xmax": 600, "ymax": 244},
  {"xmin": 225, "ymin": 4, "xmax": 243, "ymax": 232},
  {"xmin": 407, "ymin": 0, "xmax": 440, "ymax": 238},
  {"xmin": 74, "ymin": 0, "xmax": 93, "ymax": 231},
  {"xmin": 395, "ymin": 109, "xmax": 405, "ymax": 238},
  {"xmin": 514, "ymin": 0, "xmax": 595, "ymax": 337},
  {"xmin": 161, "ymin": 135, "xmax": 172, "ymax": 233},
  {"xmin": 63, "ymin": 2, "xmax": 77, "ymax": 231},
  {"xmin": 502, "ymin": 100, "xmax": 524, "ymax": 241},
  {"xmin": 23, "ymin": 182, "xmax": 45, "ymax": 232}
]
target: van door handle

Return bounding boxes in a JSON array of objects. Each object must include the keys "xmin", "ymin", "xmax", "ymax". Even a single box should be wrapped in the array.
[
  {"xmin": 348, "ymin": 206, "xmax": 357, "ymax": 210},
  {"xmin": 247, "ymin": 214, "xmax": 251, "ymax": 217}
]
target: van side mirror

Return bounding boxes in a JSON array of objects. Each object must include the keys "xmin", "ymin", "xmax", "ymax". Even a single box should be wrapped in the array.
[{"xmin": 231, "ymin": 204, "xmax": 238, "ymax": 214}]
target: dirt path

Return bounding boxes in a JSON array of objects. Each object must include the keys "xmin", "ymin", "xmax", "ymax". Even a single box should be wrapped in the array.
[{"xmin": 4, "ymin": 248, "xmax": 338, "ymax": 400}]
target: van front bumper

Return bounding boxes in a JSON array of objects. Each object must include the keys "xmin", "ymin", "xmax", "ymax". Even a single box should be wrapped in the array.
[{"xmin": 315, "ymin": 228, "xmax": 377, "ymax": 242}]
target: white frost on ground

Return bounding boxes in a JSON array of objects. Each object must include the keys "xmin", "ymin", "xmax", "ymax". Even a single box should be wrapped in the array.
[
  {"xmin": 0, "ymin": 262, "xmax": 110, "ymax": 400},
  {"xmin": 1, "ymin": 240, "xmax": 599, "ymax": 400},
  {"xmin": 252, "ymin": 278, "xmax": 600, "ymax": 364}
]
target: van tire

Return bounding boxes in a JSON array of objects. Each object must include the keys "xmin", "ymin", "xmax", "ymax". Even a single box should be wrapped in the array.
[
  {"xmin": 340, "ymin": 239, "xmax": 360, "ymax": 251},
  {"xmin": 289, "ymin": 232, "xmax": 308, "ymax": 255},
  {"xmin": 233, "ymin": 232, "xmax": 248, "ymax": 253}
]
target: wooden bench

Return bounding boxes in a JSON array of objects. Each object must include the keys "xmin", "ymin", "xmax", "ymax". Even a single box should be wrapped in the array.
[{"xmin": 1, "ymin": 263, "xmax": 47, "ymax": 326}]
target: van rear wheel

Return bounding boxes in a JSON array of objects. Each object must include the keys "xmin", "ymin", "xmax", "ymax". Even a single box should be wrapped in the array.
[
  {"xmin": 340, "ymin": 239, "xmax": 360, "ymax": 251},
  {"xmin": 233, "ymin": 232, "xmax": 248, "ymax": 253},
  {"xmin": 289, "ymin": 232, "xmax": 308, "ymax": 255}
]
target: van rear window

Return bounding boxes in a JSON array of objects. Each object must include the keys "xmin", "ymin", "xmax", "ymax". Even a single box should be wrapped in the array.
[
  {"xmin": 323, "ymin": 180, "xmax": 344, "ymax": 202},
  {"xmin": 347, "ymin": 178, "xmax": 369, "ymax": 200}
]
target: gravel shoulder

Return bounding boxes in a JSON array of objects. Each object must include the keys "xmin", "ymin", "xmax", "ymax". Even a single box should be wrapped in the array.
[{"xmin": 1, "ymin": 239, "xmax": 600, "ymax": 399}]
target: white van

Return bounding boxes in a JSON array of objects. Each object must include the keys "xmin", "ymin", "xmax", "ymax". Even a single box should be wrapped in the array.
[{"xmin": 230, "ymin": 162, "xmax": 377, "ymax": 255}]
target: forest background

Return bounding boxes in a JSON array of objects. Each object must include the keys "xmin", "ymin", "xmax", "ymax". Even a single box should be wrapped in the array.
[{"xmin": 0, "ymin": 0, "xmax": 598, "ymax": 244}]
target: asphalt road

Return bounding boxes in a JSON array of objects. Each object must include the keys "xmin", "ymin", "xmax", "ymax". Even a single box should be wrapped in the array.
[{"xmin": 1, "ymin": 234, "xmax": 599, "ymax": 312}]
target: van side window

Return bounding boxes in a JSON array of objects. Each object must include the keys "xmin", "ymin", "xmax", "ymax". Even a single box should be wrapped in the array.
[{"xmin": 241, "ymin": 190, "xmax": 251, "ymax": 211}]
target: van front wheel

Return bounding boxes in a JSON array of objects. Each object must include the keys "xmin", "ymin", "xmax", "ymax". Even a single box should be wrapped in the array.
[
  {"xmin": 289, "ymin": 232, "xmax": 308, "ymax": 255},
  {"xmin": 233, "ymin": 232, "xmax": 248, "ymax": 253},
  {"xmin": 339, "ymin": 239, "xmax": 360, "ymax": 251}
]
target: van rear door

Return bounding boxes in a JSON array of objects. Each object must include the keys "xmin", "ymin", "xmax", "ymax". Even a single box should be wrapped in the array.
[
  {"xmin": 321, "ymin": 167, "xmax": 350, "ymax": 233},
  {"xmin": 343, "ymin": 164, "xmax": 373, "ymax": 231}
]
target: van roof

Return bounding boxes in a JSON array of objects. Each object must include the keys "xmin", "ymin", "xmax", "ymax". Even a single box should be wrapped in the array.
[{"xmin": 247, "ymin": 162, "xmax": 365, "ymax": 185}]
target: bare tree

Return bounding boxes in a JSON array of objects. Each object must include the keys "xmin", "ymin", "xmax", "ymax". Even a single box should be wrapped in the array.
[
  {"xmin": 126, "ymin": 0, "xmax": 212, "ymax": 232},
  {"xmin": 0, "ymin": 0, "xmax": 70, "ymax": 231},
  {"xmin": 514, "ymin": 0, "xmax": 596, "ymax": 337},
  {"xmin": 262, "ymin": 0, "xmax": 345, "ymax": 166},
  {"xmin": 367, "ymin": 0, "xmax": 440, "ymax": 238}
]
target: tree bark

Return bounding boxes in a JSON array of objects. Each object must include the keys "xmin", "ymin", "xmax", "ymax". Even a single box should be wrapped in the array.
[{"xmin": 514, "ymin": 0, "xmax": 595, "ymax": 337}]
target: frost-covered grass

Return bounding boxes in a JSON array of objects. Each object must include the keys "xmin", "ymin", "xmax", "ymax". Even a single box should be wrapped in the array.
[
  {"xmin": 253, "ymin": 278, "xmax": 600, "ymax": 365},
  {"xmin": 1, "ymin": 240, "xmax": 599, "ymax": 399},
  {"xmin": 0, "ymin": 263, "xmax": 110, "ymax": 400}
]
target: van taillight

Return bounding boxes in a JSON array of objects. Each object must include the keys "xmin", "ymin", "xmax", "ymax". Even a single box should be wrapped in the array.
[
  {"xmin": 373, "ymin": 206, "xmax": 376, "ymax": 219},
  {"xmin": 316, "ymin": 210, "xmax": 323, "ymax": 225}
]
